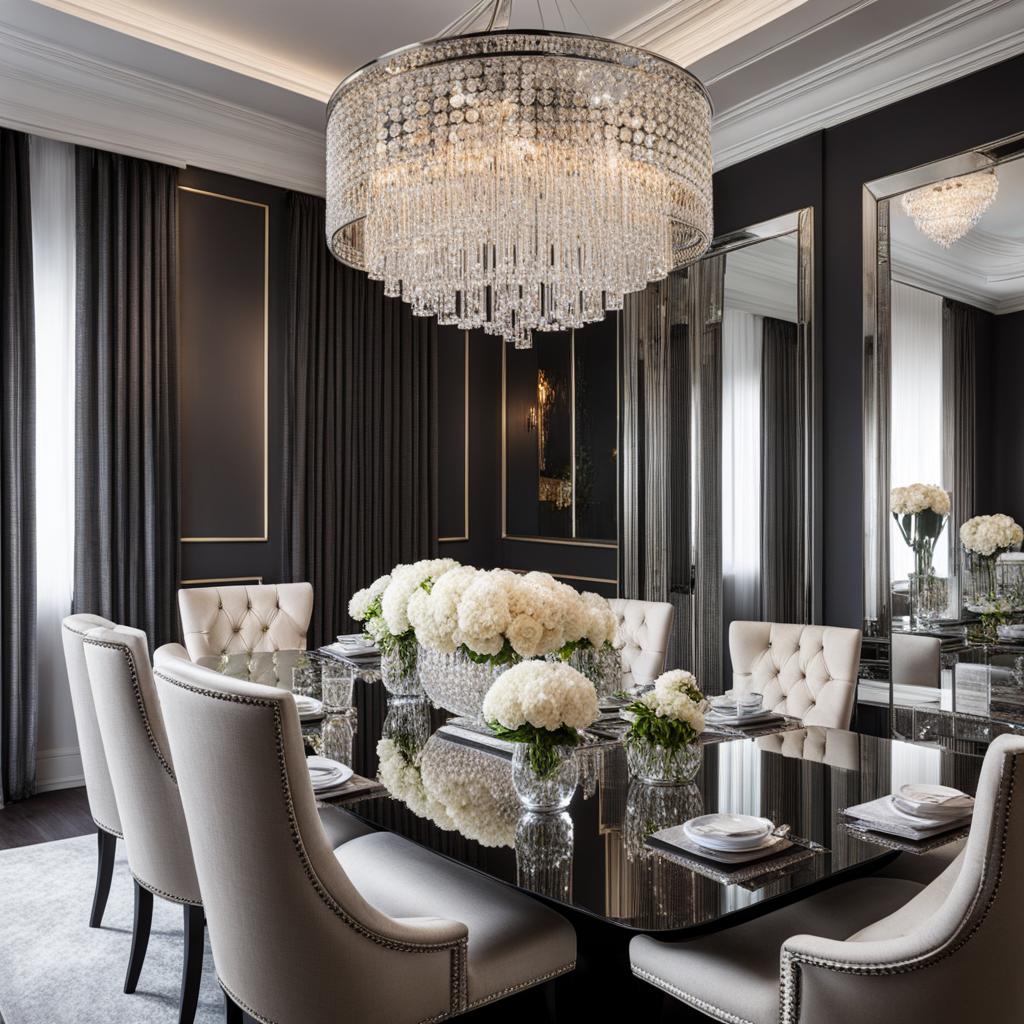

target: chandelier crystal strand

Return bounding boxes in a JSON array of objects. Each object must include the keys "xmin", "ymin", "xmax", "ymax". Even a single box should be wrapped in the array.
[
  {"xmin": 327, "ymin": 30, "xmax": 713, "ymax": 347},
  {"xmin": 900, "ymin": 169, "xmax": 999, "ymax": 249}
]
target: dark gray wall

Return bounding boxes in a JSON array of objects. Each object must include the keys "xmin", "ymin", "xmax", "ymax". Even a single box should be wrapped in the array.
[{"xmin": 990, "ymin": 309, "xmax": 1024, "ymax": 524}]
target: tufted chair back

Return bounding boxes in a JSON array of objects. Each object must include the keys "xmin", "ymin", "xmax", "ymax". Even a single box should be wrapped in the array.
[
  {"xmin": 61, "ymin": 614, "xmax": 122, "ymax": 837},
  {"xmin": 177, "ymin": 583, "xmax": 314, "ymax": 660},
  {"xmin": 82, "ymin": 626, "xmax": 201, "ymax": 905},
  {"xmin": 729, "ymin": 621, "xmax": 861, "ymax": 729},
  {"xmin": 608, "ymin": 599, "xmax": 674, "ymax": 690}
]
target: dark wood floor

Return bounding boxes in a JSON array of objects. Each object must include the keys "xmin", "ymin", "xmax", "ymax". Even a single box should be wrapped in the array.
[{"xmin": 0, "ymin": 785, "xmax": 94, "ymax": 850}]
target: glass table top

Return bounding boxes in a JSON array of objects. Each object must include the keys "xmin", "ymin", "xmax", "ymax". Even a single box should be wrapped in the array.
[{"xmin": 204, "ymin": 649, "xmax": 984, "ymax": 936}]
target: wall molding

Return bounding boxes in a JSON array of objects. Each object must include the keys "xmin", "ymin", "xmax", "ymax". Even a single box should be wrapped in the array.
[
  {"xmin": 712, "ymin": 0, "xmax": 1024, "ymax": 170},
  {"xmin": 0, "ymin": 18, "xmax": 325, "ymax": 194},
  {"xmin": 36, "ymin": 745, "xmax": 84, "ymax": 793}
]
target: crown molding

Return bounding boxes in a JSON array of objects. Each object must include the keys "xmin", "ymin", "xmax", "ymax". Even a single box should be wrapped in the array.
[
  {"xmin": 712, "ymin": 0, "xmax": 1024, "ymax": 170},
  {"xmin": 0, "ymin": 19, "xmax": 325, "ymax": 194},
  {"xmin": 31, "ymin": 0, "xmax": 335, "ymax": 100}
]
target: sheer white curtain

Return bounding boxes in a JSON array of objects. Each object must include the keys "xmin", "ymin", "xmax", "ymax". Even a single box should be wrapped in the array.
[
  {"xmin": 722, "ymin": 309, "xmax": 763, "ymax": 623},
  {"xmin": 890, "ymin": 283, "xmax": 945, "ymax": 580},
  {"xmin": 30, "ymin": 136, "xmax": 77, "ymax": 766}
]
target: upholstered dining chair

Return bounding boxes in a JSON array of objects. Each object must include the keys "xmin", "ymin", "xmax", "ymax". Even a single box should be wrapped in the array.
[
  {"xmin": 177, "ymin": 582, "xmax": 314, "ymax": 660},
  {"xmin": 629, "ymin": 732, "xmax": 1024, "ymax": 1024},
  {"xmin": 608, "ymin": 598, "xmax": 674, "ymax": 690},
  {"xmin": 153, "ymin": 657, "xmax": 578, "ymax": 1024},
  {"xmin": 82, "ymin": 625, "xmax": 206, "ymax": 1024},
  {"xmin": 60, "ymin": 614, "xmax": 123, "ymax": 928},
  {"xmin": 729, "ymin": 621, "xmax": 863, "ymax": 729}
]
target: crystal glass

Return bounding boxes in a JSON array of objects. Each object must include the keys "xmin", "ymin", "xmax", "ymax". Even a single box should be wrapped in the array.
[
  {"xmin": 625, "ymin": 737, "xmax": 702, "ymax": 785},
  {"xmin": 515, "ymin": 811, "xmax": 574, "ymax": 901},
  {"xmin": 963, "ymin": 550, "xmax": 1003, "ymax": 613},
  {"xmin": 380, "ymin": 645, "xmax": 422, "ymax": 697},
  {"xmin": 320, "ymin": 662, "xmax": 354, "ymax": 712},
  {"xmin": 417, "ymin": 644, "xmax": 506, "ymax": 720},
  {"xmin": 552, "ymin": 645, "xmax": 622, "ymax": 700},
  {"xmin": 291, "ymin": 662, "xmax": 321, "ymax": 700},
  {"xmin": 511, "ymin": 744, "xmax": 577, "ymax": 813},
  {"xmin": 321, "ymin": 712, "xmax": 354, "ymax": 764},
  {"xmin": 623, "ymin": 780, "xmax": 704, "ymax": 861},
  {"xmin": 909, "ymin": 570, "xmax": 948, "ymax": 628}
]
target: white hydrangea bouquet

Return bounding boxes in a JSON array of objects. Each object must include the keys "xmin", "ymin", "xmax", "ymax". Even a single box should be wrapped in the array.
[
  {"xmin": 348, "ymin": 558, "xmax": 460, "ymax": 688},
  {"xmin": 961, "ymin": 514, "xmax": 1024, "ymax": 620},
  {"xmin": 622, "ymin": 670, "xmax": 708, "ymax": 784},
  {"xmin": 890, "ymin": 483, "xmax": 951, "ymax": 626},
  {"xmin": 376, "ymin": 736, "xmax": 456, "ymax": 832},
  {"xmin": 483, "ymin": 661, "xmax": 599, "ymax": 810}
]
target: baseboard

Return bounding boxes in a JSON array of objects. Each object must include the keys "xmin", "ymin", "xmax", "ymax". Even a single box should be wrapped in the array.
[{"xmin": 35, "ymin": 746, "xmax": 84, "ymax": 792}]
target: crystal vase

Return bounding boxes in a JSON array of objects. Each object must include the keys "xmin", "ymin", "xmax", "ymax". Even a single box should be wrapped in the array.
[
  {"xmin": 380, "ymin": 645, "xmax": 422, "ymax": 697},
  {"xmin": 909, "ymin": 561, "xmax": 947, "ymax": 629},
  {"xmin": 550, "ymin": 645, "xmax": 622, "ymax": 700},
  {"xmin": 963, "ymin": 550, "xmax": 1001, "ymax": 613},
  {"xmin": 625, "ymin": 737, "xmax": 702, "ymax": 785},
  {"xmin": 515, "ymin": 811, "xmax": 574, "ymax": 901},
  {"xmin": 416, "ymin": 644, "xmax": 508, "ymax": 721},
  {"xmin": 511, "ymin": 744, "xmax": 578, "ymax": 812},
  {"xmin": 623, "ymin": 781, "xmax": 704, "ymax": 861}
]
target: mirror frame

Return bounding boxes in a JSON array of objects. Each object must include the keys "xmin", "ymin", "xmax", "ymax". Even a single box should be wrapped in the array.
[{"xmin": 861, "ymin": 132, "xmax": 1024, "ymax": 636}]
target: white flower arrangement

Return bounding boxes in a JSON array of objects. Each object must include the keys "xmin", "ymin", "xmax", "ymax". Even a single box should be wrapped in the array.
[
  {"xmin": 376, "ymin": 737, "xmax": 456, "ymax": 831},
  {"xmin": 960, "ymin": 514, "xmax": 1024, "ymax": 557},
  {"xmin": 408, "ymin": 565, "xmax": 620, "ymax": 668},
  {"xmin": 483, "ymin": 660, "xmax": 599, "ymax": 777},
  {"xmin": 624, "ymin": 670, "xmax": 708, "ymax": 749},
  {"xmin": 348, "ymin": 558, "xmax": 460, "ymax": 671},
  {"xmin": 890, "ymin": 484, "xmax": 950, "ymax": 516}
]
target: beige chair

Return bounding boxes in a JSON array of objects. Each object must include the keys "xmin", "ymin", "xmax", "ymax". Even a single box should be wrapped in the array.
[
  {"xmin": 630, "ymin": 733, "xmax": 1024, "ymax": 1023},
  {"xmin": 729, "ymin": 621, "xmax": 862, "ymax": 729},
  {"xmin": 60, "ymin": 614, "xmax": 123, "ymax": 928},
  {"xmin": 177, "ymin": 582, "xmax": 314, "ymax": 660},
  {"xmin": 153, "ymin": 657, "xmax": 577, "ymax": 1024},
  {"xmin": 82, "ymin": 625, "xmax": 205, "ymax": 1023},
  {"xmin": 891, "ymin": 632, "xmax": 941, "ymax": 688},
  {"xmin": 609, "ymin": 598, "xmax": 674, "ymax": 690}
]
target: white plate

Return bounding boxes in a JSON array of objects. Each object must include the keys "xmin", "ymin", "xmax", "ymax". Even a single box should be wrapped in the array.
[
  {"xmin": 704, "ymin": 709, "xmax": 781, "ymax": 727},
  {"xmin": 307, "ymin": 756, "xmax": 353, "ymax": 791},
  {"xmin": 683, "ymin": 814, "xmax": 775, "ymax": 851},
  {"xmin": 293, "ymin": 695, "xmax": 324, "ymax": 721},
  {"xmin": 897, "ymin": 783, "xmax": 974, "ymax": 816}
]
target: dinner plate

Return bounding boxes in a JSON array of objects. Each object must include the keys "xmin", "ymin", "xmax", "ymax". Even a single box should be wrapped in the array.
[
  {"xmin": 897, "ymin": 783, "xmax": 974, "ymax": 817},
  {"xmin": 293, "ymin": 694, "xmax": 324, "ymax": 721},
  {"xmin": 307, "ymin": 756, "xmax": 353, "ymax": 791},
  {"xmin": 683, "ymin": 814, "xmax": 775, "ymax": 852}
]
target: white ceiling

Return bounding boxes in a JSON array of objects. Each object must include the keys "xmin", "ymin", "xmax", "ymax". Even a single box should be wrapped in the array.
[
  {"xmin": 2, "ymin": 0, "xmax": 1023, "ymax": 192},
  {"xmin": 892, "ymin": 156, "xmax": 1024, "ymax": 315}
]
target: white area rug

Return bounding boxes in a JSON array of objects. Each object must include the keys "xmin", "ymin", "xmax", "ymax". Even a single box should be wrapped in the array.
[{"xmin": 0, "ymin": 835, "xmax": 221, "ymax": 1024}]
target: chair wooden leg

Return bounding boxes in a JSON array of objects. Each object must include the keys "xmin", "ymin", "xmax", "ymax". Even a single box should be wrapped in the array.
[
  {"xmin": 123, "ymin": 881, "xmax": 153, "ymax": 994},
  {"xmin": 179, "ymin": 904, "xmax": 205, "ymax": 1024},
  {"xmin": 223, "ymin": 989, "xmax": 244, "ymax": 1024},
  {"xmin": 89, "ymin": 829, "xmax": 116, "ymax": 928}
]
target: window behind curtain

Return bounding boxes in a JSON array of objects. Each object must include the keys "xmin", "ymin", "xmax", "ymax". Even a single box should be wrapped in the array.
[
  {"xmin": 29, "ymin": 136, "xmax": 76, "ymax": 764},
  {"xmin": 890, "ymin": 282, "xmax": 945, "ymax": 580}
]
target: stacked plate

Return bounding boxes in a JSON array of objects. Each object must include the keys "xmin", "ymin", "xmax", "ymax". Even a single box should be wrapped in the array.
[
  {"xmin": 683, "ymin": 813, "xmax": 778, "ymax": 854},
  {"xmin": 706, "ymin": 692, "xmax": 779, "ymax": 727},
  {"xmin": 307, "ymin": 755, "xmax": 354, "ymax": 797},
  {"xmin": 332, "ymin": 633, "xmax": 379, "ymax": 657},
  {"xmin": 292, "ymin": 693, "xmax": 324, "ymax": 722},
  {"xmin": 843, "ymin": 783, "xmax": 974, "ymax": 841}
]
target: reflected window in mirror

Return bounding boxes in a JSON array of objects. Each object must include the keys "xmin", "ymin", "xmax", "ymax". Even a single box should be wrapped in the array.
[{"xmin": 503, "ymin": 315, "xmax": 618, "ymax": 543}]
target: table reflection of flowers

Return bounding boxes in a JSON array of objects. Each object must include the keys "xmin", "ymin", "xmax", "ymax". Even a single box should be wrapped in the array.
[
  {"xmin": 515, "ymin": 811, "xmax": 574, "ymax": 901},
  {"xmin": 623, "ymin": 781, "xmax": 704, "ymax": 862}
]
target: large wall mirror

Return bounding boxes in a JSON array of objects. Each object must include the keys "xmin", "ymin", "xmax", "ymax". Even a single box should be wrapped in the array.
[
  {"xmin": 502, "ymin": 315, "xmax": 618, "ymax": 545},
  {"xmin": 863, "ymin": 135, "xmax": 1024, "ymax": 639}
]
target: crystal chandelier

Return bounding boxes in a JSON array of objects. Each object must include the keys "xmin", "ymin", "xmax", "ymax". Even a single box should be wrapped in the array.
[
  {"xmin": 326, "ymin": 0, "xmax": 713, "ymax": 348},
  {"xmin": 900, "ymin": 169, "xmax": 999, "ymax": 249}
]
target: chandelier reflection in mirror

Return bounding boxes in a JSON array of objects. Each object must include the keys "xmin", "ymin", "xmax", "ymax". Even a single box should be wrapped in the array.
[
  {"xmin": 326, "ymin": 0, "xmax": 713, "ymax": 348},
  {"xmin": 900, "ymin": 169, "xmax": 999, "ymax": 249}
]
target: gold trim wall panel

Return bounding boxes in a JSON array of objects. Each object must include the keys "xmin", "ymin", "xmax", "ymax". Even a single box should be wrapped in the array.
[{"xmin": 178, "ymin": 185, "xmax": 270, "ymax": 543}]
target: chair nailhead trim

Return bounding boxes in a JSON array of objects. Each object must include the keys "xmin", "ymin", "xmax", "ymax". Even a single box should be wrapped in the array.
[
  {"xmin": 84, "ymin": 637, "xmax": 177, "ymax": 783},
  {"xmin": 94, "ymin": 819, "xmax": 124, "ymax": 839},
  {"xmin": 155, "ymin": 669, "xmax": 470, "ymax": 1017},
  {"xmin": 630, "ymin": 965, "xmax": 755, "ymax": 1024},
  {"xmin": 464, "ymin": 962, "xmax": 576, "ymax": 1012},
  {"xmin": 778, "ymin": 753, "xmax": 1019, "ymax": 1023},
  {"xmin": 132, "ymin": 871, "xmax": 203, "ymax": 908}
]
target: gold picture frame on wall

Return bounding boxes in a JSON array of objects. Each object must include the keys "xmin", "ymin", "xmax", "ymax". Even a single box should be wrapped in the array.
[
  {"xmin": 501, "ymin": 317, "xmax": 620, "ymax": 549},
  {"xmin": 178, "ymin": 185, "xmax": 270, "ymax": 544}
]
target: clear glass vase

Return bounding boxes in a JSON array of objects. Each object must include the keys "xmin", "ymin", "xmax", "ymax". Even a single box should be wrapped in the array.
[
  {"xmin": 909, "ymin": 567, "xmax": 947, "ymax": 628},
  {"xmin": 381, "ymin": 696, "xmax": 432, "ymax": 756},
  {"xmin": 625, "ymin": 737, "xmax": 702, "ymax": 785},
  {"xmin": 380, "ymin": 645, "xmax": 422, "ymax": 697},
  {"xmin": 963, "ymin": 549, "xmax": 1002, "ymax": 613},
  {"xmin": 416, "ymin": 644, "xmax": 507, "ymax": 720},
  {"xmin": 511, "ymin": 743, "xmax": 578, "ymax": 812}
]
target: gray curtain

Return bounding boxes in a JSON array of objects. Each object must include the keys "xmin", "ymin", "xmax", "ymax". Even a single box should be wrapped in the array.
[
  {"xmin": 760, "ymin": 316, "xmax": 804, "ymax": 622},
  {"xmin": 74, "ymin": 148, "xmax": 180, "ymax": 648},
  {"xmin": 942, "ymin": 298, "xmax": 988, "ymax": 586},
  {"xmin": 0, "ymin": 128, "xmax": 37, "ymax": 805},
  {"xmin": 283, "ymin": 192, "xmax": 437, "ymax": 648}
]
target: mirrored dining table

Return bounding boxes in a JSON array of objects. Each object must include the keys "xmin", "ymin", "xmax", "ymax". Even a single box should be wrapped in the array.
[{"xmin": 199, "ymin": 649, "xmax": 984, "ymax": 1012}]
